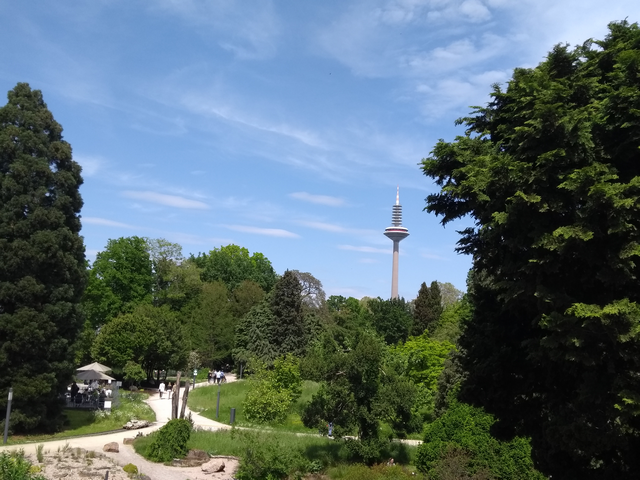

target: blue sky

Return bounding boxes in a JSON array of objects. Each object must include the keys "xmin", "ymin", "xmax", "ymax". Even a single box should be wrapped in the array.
[{"xmin": 1, "ymin": 1, "xmax": 636, "ymax": 300}]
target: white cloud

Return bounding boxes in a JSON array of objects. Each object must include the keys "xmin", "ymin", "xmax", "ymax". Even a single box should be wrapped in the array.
[
  {"xmin": 122, "ymin": 191, "xmax": 209, "ymax": 210},
  {"xmin": 338, "ymin": 245, "xmax": 391, "ymax": 254},
  {"xmin": 82, "ymin": 217, "xmax": 136, "ymax": 229},
  {"xmin": 422, "ymin": 253, "xmax": 448, "ymax": 260},
  {"xmin": 222, "ymin": 224, "xmax": 300, "ymax": 238},
  {"xmin": 290, "ymin": 192, "xmax": 346, "ymax": 207},
  {"xmin": 75, "ymin": 155, "xmax": 104, "ymax": 177},
  {"xmin": 459, "ymin": 0, "xmax": 491, "ymax": 22}
]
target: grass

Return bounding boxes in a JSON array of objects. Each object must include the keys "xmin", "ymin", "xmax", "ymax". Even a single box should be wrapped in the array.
[
  {"xmin": 4, "ymin": 392, "xmax": 156, "ymax": 445},
  {"xmin": 188, "ymin": 380, "xmax": 321, "ymax": 433},
  {"xmin": 134, "ymin": 427, "xmax": 418, "ymax": 469}
]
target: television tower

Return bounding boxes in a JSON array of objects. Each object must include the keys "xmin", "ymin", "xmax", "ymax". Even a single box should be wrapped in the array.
[{"xmin": 384, "ymin": 187, "xmax": 409, "ymax": 299}]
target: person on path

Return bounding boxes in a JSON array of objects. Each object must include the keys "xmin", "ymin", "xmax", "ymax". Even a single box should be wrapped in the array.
[
  {"xmin": 167, "ymin": 382, "xmax": 173, "ymax": 400},
  {"xmin": 208, "ymin": 370, "xmax": 212, "ymax": 384},
  {"xmin": 159, "ymin": 381, "xmax": 165, "ymax": 399},
  {"xmin": 216, "ymin": 369, "xmax": 223, "ymax": 385}
]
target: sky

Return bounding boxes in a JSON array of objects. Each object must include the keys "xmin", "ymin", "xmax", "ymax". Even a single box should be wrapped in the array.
[{"xmin": 0, "ymin": 1, "xmax": 637, "ymax": 300}]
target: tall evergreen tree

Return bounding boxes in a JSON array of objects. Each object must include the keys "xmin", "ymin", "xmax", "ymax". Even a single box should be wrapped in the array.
[
  {"xmin": 413, "ymin": 281, "xmax": 444, "ymax": 336},
  {"xmin": 271, "ymin": 270, "xmax": 305, "ymax": 356},
  {"xmin": 422, "ymin": 22, "xmax": 640, "ymax": 478},
  {"xmin": 0, "ymin": 83, "xmax": 86, "ymax": 432}
]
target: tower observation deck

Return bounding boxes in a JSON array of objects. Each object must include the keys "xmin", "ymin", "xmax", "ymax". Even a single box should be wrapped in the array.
[{"xmin": 384, "ymin": 187, "xmax": 409, "ymax": 299}]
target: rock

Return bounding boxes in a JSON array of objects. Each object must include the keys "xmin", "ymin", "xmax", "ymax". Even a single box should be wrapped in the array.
[
  {"xmin": 123, "ymin": 419, "xmax": 150, "ymax": 430},
  {"xmin": 123, "ymin": 437, "xmax": 136, "ymax": 445},
  {"xmin": 202, "ymin": 460, "xmax": 225, "ymax": 473},
  {"xmin": 103, "ymin": 442, "xmax": 119, "ymax": 453}
]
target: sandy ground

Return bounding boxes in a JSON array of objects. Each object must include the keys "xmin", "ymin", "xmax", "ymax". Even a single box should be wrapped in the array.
[{"xmin": 0, "ymin": 379, "xmax": 239, "ymax": 480}]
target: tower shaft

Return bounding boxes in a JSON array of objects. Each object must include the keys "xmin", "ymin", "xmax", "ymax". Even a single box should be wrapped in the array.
[{"xmin": 384, "ymin": 187, "xmax": 409, "ymax": 299}]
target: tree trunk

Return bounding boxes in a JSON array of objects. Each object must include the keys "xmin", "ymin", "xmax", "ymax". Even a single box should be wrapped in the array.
[
  {"xmin": 172, "ymin": 371, "xmax": 181, "ymax": 419},
  {"xmin": 180, "ymin": 379, "xmax": 190, "ymax": 419}
]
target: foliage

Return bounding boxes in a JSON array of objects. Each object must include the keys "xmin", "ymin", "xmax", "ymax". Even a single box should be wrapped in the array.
[
  {"xmin": 421, "ymin": 21, "xmax": 640, "ymax": 478},
  {"xmin": 234, "ymin": 299, "xmax": 278, "ymax": 365},
  {"xmin": 416, "ymin": 401, "xmax": 544, "ymax": 479},
  {"xmin": 0, "ymin": 83, "xmax": 86, "ymax": 433},
  {"xmin": 429, "ymin": 297, "xmax": 472, "ymax": 345},
  {"xmin": 412, "ymin": 282, "xmax": 443, "ymax": 336},
  {"xmin": 242, "ymin": 356, "xmax": 302, "ymax": 424},
  {"xmin": 272, "ymin": 353, "xmax": 303, "ymax": 400},
  {"xmin": 367, "ymin": 297, "xmax": 412, "ymax": 345},
  {"xmin": 437, "ymin": 282, "xmax": 464, "ymax": 308},
  {"xmin": 92, "ymin": 303, "xmax": 186, "ymax": 376},
  {"xmin": 122, "ymin": 463, "xmax": 138, "ymax": 475},
  {"xmin": 327, "ymin": 463, "xmax": 417, "ymax": 480},
  {"xmin": 123, "ymin": 361, "xmax": 146, "ymax": 385},
  {"xmin": 192, "ymin": 244, "xmax": 278, "ymax": 293},
  {"xmin": 0, "ymin": 451, "xmax": 46, "ymax": 480},
  {"xmin": 231, "ymin": 280, "xmax": 266, "ymax": 318},
  {"xmin": 147, "ymin": 418, "xmax": 192, "ymax": 462},
  {"xmin": 391, "ymin": 334, "xmax": 454, "ymax": 391},
  {"xmin": 271, "ymin": 270, "xmax": 307, "ymax": 357},
  {"xmin": 292, "ymin": 270, "xmax": 327, "ymax": 310},
  {"xmin": 83, "ymin": 236, "xmax": 153, "ymax": 327},
  {"xmin": 186, "ymin": 281, "xmax": 235, "ymax": 367},
  {"xmin": 303, "ymin": 330, "xmax": 387, "ymax": 460}
]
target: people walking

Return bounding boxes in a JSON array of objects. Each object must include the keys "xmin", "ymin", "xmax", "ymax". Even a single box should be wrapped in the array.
[
  {"xmin": 216, "ymin": 369, "xmax": 223, "ymax": 385},
  {"xmin": 167, "ymin": 382, "xmax": 173, "ymax": 399},
  {"xmin": 159, "ymin": 381, "xmax": 165, "ymax": 399}
]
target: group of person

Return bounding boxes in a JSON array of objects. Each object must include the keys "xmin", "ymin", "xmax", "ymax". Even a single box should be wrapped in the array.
[
  {"xmin": 207, "ymin": 369, "xmax": 225, "ymax": 384},
  {"xmin": 69, "ymin": 381, "xmax": 109, "ymax": 406},
  {"xmin": 158, "ymin": 381, "xmax": 177, "ymax": 399}
]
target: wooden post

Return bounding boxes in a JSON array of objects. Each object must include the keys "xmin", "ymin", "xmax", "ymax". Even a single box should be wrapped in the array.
[
  {"xmin": 172, "ymin": 371, "xmax": 181, "ymax": 420},
  {"xmin": 180, "ymin": 379, "xmax": 190, "ymax": 419}
]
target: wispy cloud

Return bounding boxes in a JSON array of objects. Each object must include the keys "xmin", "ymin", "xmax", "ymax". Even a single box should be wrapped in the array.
[
  {"xmin": 359, "ymin": 258, "xmax": 379, "ymax": 264},
  {"xmin": 122, "ymin": 191, "xmax": 209, "ymax": 210},
  {"xmin": 422, "ymin": 253, "xmax": 448, "ymax": 260},
  {"xmin": 290, "ymin": 192, "xmax": 346, "ymax": 207},
  {"xmin": 152, "ymin": 0, "xmax": 281, "ymax": 60},
  {"xmin": 222, "ymin": 224, "xmax": 300, "ymax": 238},
  {"xmin": 300, "ymin": 221, "xmax": 378, "ymax": 237},
  {"xmin": 338, "ymin": 245, "xmax": 391, "ymax": 254},
  {"xmin": 82, "ymin": 217, "xmax": 136, "ymax": 229}
]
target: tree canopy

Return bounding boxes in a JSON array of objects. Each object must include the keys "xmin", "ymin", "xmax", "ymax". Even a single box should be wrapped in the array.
[
  {"xmin": 0, "ymin": 83, "xmax": 86, "ymax": 432},
  {"xmin": 421, "ymin": 21, "xmax": 640, "ymax": 479}
]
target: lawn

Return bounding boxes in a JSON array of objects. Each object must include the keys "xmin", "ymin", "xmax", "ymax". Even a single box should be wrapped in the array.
[
  {"xmin": 188, "ymin": 380, "xmax": 321, "ymax": 433},
  {"xmin": 4, "ymin": 392, "xmax": 155, "ymax": 445}
]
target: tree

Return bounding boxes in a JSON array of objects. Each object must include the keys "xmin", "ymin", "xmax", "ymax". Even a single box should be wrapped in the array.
[
  {"xmin": 192, "ymin": 244, "xmax": 278, "ymax": 292},
  {"xmin": 0, "ymin": 83, "xmax": 86, "ymax": 433},
  {"xmin": 146, "ymin": 237, "xmax": 184, "ymax": 307},
  {"xmin": 421, "ymin": 21, "xmax": 640, "ymax": 478},
  {"xmin": 412, "ymin": 281, "xmax": 443, "ymax": 335},
  {"xmin": 438, "ymin": 282, "xmax": 463, "ymax": 308},
  {"xmin": 234, "ymin": 299, "xmax": 278, "ymax": 366},
  {"xmin": 83, "ymin": 236, "xmax": 153, "ymax": 327},
  {"xmin": 367, "ymin": 297, "xmax": 412, "ymax": 345},
  {"xmin": 92, "ymin": 304, "xmax": 186, "ymax": 378},
  {"xmin": 231, "ymin": 280, "xmax": 266, "ymax": 318},
  {"xmin": 271, "ymin": 270, "xmax": 306, "ymax": 356},
  {"xmin": 291, "ymin": 270, "xmax": 326, "ymax": 310},
  {"xmin": 186, "ymin": 281, "xmax": 235, "ymax": 367}
]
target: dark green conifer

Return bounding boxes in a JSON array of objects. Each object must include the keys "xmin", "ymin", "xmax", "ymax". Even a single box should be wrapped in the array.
[{"xmin": 0, "ymin": 83, "xmax": 86, "ymax": 432}]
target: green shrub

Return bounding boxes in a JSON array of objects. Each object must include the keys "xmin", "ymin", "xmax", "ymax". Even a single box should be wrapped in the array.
[
  {"xmin": 0, "ymin": 451, "xmax": 47, "ymax": 480},
  {"xmin": 328, "ymin": 463, "xmax": 417, "ymax": 480},
  {"xmin": 416, "ymin": 401, "xmax": 544, "ymax": 479},
  {"xmin": 234, "ymin": 430, "xmax": 308, "ymax": 480},
  {"xmin": 146, "ymin": 418, "xmax": 192, "ymax": 462},
  {"xmin": 243, "ymin": 381, "xmax": 292, "ymax": 424},
  {"xmin": 123, "ymin": 463, "xmax": 138, "ymax": 474}
]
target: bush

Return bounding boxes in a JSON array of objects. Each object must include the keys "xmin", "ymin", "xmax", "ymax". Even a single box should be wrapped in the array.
[
  {"xmin": 146, "ymin": 418, "xmax": 192, "ymax": 462},
  {"xmin": 233, "ymin": 430, "xmax": 309, "ymax": 480},
  {"xmin": 329, "ymin": 463, "xmax": 417, "ymax": 480},
  {"xmin": 123, "ymin": 463, "xmax": 138, "ymax": 474},
  {"xmin": 416, "ymin": 401, "xmax": 544, "ymax": 479},
  {"xmin": 243, "ymin": 381, "xmax": 292, "ymax": 424},
  {"xmin": 0, "ymin": 451, "xmax": 47, "ymax": 480}
]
